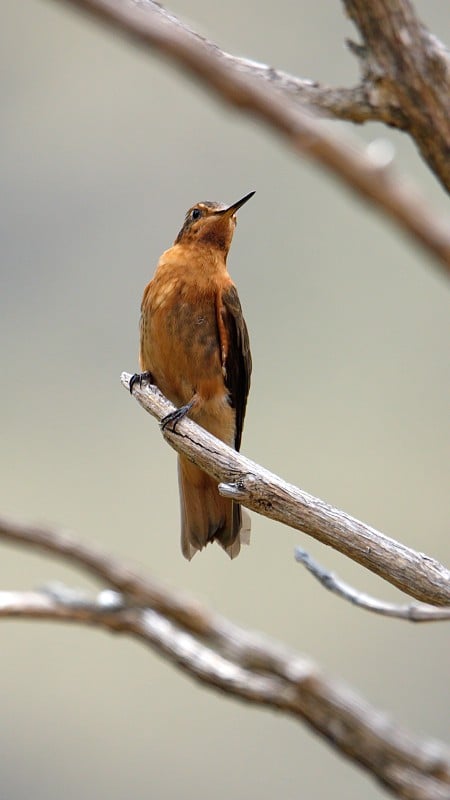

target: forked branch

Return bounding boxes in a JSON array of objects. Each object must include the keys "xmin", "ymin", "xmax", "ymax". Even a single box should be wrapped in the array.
[
  {"xmin": 342, "ymin": 0, "xmax": 450, "ymax": 191},
  {"xmin": 122, "ymin": 373, "xmax": 450, "ymax": 607},
  {"xmin": 49, "ymin": 0, "xmax": 450, "ymax": 273},
  {"xmin": 0, "ymin": 521, "xmax": 449, "ymax": 800}
]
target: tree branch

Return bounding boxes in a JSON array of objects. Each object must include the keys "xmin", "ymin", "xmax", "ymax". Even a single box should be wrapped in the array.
[
  {"xmin": 295, "ymin": 548, "xmax": 450, "ymax": 622},
  {"xmin": 342, "ymin": 0, "xmax": 450, "ymax": 191},
  {"xmin": 121, "ymin": 373, "xmax": 450, "ymax": 607},
  {"xmin": 222, "ymin": 57, "xmax": 394, "ymax": 125},
  {"xmin": 48, "ymin": 0, "xmax": 450, "ymax": 274},
  {"xmin": 0, "ymin": 569, "xmax": 449, "ymax": 798}
]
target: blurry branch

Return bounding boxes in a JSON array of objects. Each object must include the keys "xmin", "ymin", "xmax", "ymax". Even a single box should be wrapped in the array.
[
  {"xmin": 122, "ymin": 373, "xmax": 450, "ymax": 607},
  {"xmin": 1, "ymin": 522, "xmax": 449, "ymax": 800},
  {"xmin": 342, "ymin": 0, "xmax": 450, "ymax": 192},
  {"xmin": 295, "ymin": 549, "xmax": 450, "ymax": 622},
  {"xmin": 51, "ymin": 0, "xmax": 450, "ymax": 274}
]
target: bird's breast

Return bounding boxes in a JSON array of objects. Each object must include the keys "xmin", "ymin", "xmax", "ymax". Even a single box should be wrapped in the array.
[{"xmin": 140, "ymin": 274, "xmax": 227, "ymax": 410}]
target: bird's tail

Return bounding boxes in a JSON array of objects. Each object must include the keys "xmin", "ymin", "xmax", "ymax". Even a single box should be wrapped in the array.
[{"xmin": 178, "ymin": 455, "xmax": 250, "ymax": 560}]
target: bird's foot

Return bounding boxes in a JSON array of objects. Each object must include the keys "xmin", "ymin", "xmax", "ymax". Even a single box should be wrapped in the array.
[
  {"xmin": 161, "ymin": 400, "xmax": 194, "ymax": 432},
  {"xmin": 129, "ymin": 371, "xmax": 154, "ymax": 394}
]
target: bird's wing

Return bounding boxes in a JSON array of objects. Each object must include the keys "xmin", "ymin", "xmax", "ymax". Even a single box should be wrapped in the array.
[{"xmin": 218, "ymin": 284, "xmax": 252, "ymax": 451}]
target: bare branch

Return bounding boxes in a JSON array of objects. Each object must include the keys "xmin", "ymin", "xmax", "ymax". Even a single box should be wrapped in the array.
[
  {"xmin": 342, "ymin": 0, "xmax": 450, "ymax": 191},
  {"xmin": 121, "ymin": 373, "xmax": 450, "ymax": 607},
  {"xmin": 1, "ymin": 575, "xmax": 449, "ymax": 800},
  {"xmin": 0, "ymin": 514, "xmax": 211, "ymax": 633},
  {"xmin": 49, "ymin": 0, "xmax": 450, "ymax": 274},
  {"xmin": 295, "ymin": 548, "xmax": 450, "ymax": 622},
  {"xmin": 223, "ymin": 57, "xmax": 391, "ymax": 125}
]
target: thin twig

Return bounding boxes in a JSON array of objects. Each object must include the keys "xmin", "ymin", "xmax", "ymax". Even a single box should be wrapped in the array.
[
  {"xmin": 226, "ymin": 56, "xmax": 398, "ymax": 125},
  {"xmin": 295, "ymin": 548, "xmax": 450, "ymax": 622},
  {"xmin": 121, "ymin": 373, "xmax": 450, "ymax": 607},
  {"xmin": 49, "ymin": 0, "xmax": 450, "ymax": 273},
  {"xmin": 0, "ymin": 575, "xmax": 449, "ymax": 800}
]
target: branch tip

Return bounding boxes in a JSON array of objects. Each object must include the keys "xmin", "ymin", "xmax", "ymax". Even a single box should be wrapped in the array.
[{"xmin": 294, "ymin": 547, "xmax": 450, "ymax": 622}]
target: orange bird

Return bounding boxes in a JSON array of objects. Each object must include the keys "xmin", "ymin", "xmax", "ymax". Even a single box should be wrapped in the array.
[{"xmin": 131, "ymin": 192, "xmax": 254, "ymax": 560}]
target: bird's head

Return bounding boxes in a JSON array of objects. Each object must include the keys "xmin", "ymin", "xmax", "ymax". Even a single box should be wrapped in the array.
[{"xmin": 174, "ymin": 191, "xmax": 255, "ymax": 255}]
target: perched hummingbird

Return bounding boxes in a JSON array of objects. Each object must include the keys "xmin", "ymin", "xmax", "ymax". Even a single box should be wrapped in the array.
[{"xmin": 130, "ymin": 192, "xmax": 254, "ymax": 560}]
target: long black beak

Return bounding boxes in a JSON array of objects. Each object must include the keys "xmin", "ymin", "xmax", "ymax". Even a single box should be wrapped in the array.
[{"xmin": 218, "ymin": 191, "xmax": 255, "ymax": 216}]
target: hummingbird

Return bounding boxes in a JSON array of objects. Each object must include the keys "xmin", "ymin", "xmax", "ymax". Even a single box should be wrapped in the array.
[{"xmin": 130, "ymin": 192, "xmax": 254, "ymax": 560}]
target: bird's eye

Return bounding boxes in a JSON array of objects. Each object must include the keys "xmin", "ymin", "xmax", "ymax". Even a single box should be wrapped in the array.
[{"xmin": 191, "ymin": 208, "xmax": 202, "ymax": 221}]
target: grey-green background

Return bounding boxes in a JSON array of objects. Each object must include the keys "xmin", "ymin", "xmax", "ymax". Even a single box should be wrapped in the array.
[{"xmin": 1, "ymin": 2, "xmax": 449, "ymax": 798}]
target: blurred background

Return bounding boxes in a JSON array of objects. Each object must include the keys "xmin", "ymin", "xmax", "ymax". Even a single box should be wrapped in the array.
[{"xmin": 1, "ymin": 1, "xmax": 449, "ymax": 798}]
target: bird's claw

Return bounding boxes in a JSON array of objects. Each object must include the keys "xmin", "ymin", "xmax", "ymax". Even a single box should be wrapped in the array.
[
  {"xmin": 161, "ymin": 409, "xmax": 184, "ymax": 432},
  {"xmin": 161, "ymin": 401, "xmax": 193, "ymax": 432},
  {"xmin": 129, "ymin": 371, "xmax": 154, "ymax": 394}
]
